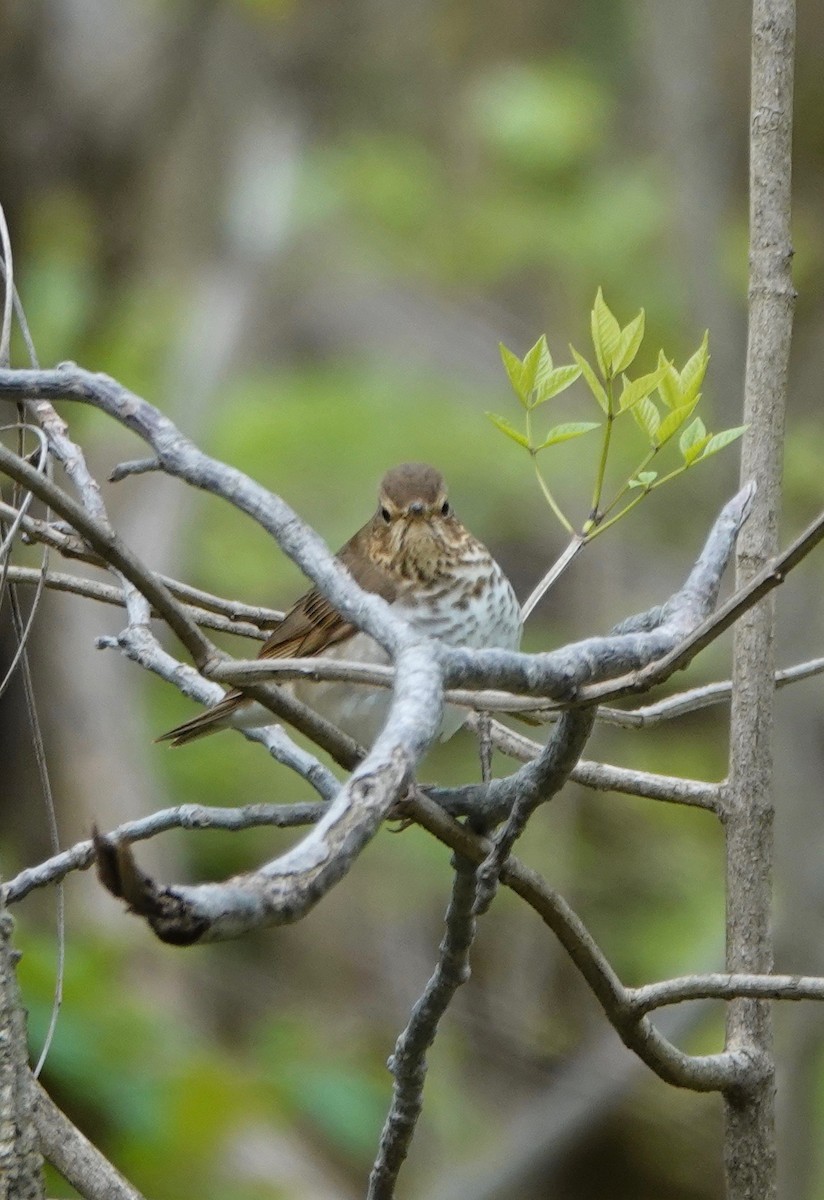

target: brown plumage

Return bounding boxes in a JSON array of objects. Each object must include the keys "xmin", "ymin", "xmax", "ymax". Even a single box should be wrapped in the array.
[{"xmin": 157, "ymin": 462, "xmax": 521, "ymax": 747}]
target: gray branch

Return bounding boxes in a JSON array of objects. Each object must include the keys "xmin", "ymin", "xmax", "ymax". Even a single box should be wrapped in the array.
[
  {"xmin": 3, "ymin": 802, "xmax": 329, "ymax": 905},
  {"xmin": 629, "ymin": 973, "xmax": 824, "ymax": 1015},
  {"xmin": 473, "ymin": 709, "xmax": 596, "ymax": 914},
  {"xmin": 368, "ymin": 856, "xmax": 479, "ymax": 1200},
  {"xmin": 397, "ymin": 790, "xmax": 753, "ymax": 1092},
  {"xmin": 33, "ymin": 1082, "xmax": 145, "ymax": 1200},
  {"xmin": 5, "ymin": 564, "xmax": 271, "ymax": 640},
  {"xmin": 473, "ymin": 719, "xmax": 722, "ymax": 811}
]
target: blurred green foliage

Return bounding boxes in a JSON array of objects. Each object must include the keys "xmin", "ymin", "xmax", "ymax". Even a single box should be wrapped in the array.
[{"xmin": 4, "ymin": 1, "xmax": 822, "ymax": 1197}]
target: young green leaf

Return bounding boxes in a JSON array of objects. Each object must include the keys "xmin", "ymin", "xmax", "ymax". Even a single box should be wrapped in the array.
[
  {"xmin": 678, "ymin": 331, "xmax": 710, "ymax": 406},
  {"xmin": 570, "ymin": 346, "xmax": 609, "ymax": 412},
  {"xmin": 699, "ymin": 425, "xmax": 748, "ymax": 459},
  {"xmin": 611, "ymin": 309, "xmax": 645, "ymax": 374},
  {"xmin": 532, "ymin": 336, "xmax": 554, "ymax": 397},
  {"xmin": 499, "ymin": 343, "xmax": 528, "ymax": 406},
  {"xmin": 487, "ymin": 412, "xmax": 531, "ymax": 448},
  {"xmin": 628, "ymin": 470, "xmax": 658, "ymax": 489},
  {"xmin": 656, "ymin": 398, "xmax": 699, "ymax": 446},
  {"xmin": 533, "ymin": 363, "xmax": 582, "ymax": 405},
  {"xmin": 632, "ymin": 396, "xmax": 661, "ymax": 443},
  {"xmin": 656, "ymin": 351, "xmax": 683, "ymax": 410},
  {"xmin": 618, "ymin": 363, "xmax": 669, "ymax": 412},
  {"xmin": 521, "ymin": 335, "xmax": 548, "ymax": 396},
  {"xmin": 535, "ymin": 421, "xmax": 600, "ymax": 449},
  {"xmin": 590, "ymin": 287, "xmax": 621, "ymax": 378},
  {"xmin": 679, "ymin": 416, "xmax": 708, "ymax": 463}
]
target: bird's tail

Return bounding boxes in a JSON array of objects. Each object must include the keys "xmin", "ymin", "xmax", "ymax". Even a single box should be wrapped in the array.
[{"xmin": 155, "ymin": 695, "xmax": 239, "ymax": 747}]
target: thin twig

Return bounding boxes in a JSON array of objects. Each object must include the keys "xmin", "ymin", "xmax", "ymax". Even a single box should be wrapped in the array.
[{"xmin": 6, "ymin": 565, "xmax": 270, "ymax": 639}]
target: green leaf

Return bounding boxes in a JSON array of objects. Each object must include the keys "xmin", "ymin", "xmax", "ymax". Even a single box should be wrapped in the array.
[
  {"xmin": 679, "ymin": 416, "xmax": 708, "ymax": 463},
  {"xmin": 499, "ymin": 342, "xmax": 528, "ymax": 405},
  {"xmin": 699, "ymin": 425, "xmax": 748, "ymax": 459},
  {"xmin": 590, "ymin": 287, "xmax": 621, "ymax": 378},
  {"xmin": 632, "ymin": 396, "xmax": 660, "ymax": 443},
  {"xmin": 611, "ymin": 309, "xmax": 645, "ymax": 374},
  {"xmin": 487, "ymin": 411, "xmax": 530, "ymax": 448},
  {"xmin": 678, "ymin": 331, "xmax": 710, "ymax": 406},
  {"xmin": 533, "ymin": 363, "xmax": 582, "ymax": 405},
  {"xmin": 570, "ymin": 345, "xmax": 608, "ymax": 412},
  {"xmin": 535, "ymin": 420, "xmax": 600, "ymax": 449},
  {"xmin": 684, "ymin": 435, "xmax": 711, "ymax": 464},
  {"xmin": 656, "ymin": 351, "xmax": 683, "ymax": 409},
  {"xmin": 521, "ymin": 335, "xmax": 547, "ymax": 396},
  {"xmin": 628, "ymin": 470, "xmax": 658, "ymax": 489},
  {"xmin": 617, "ymin": 363, "xmax": 669, "ymax": 412},
  {"xmin": 656, "ymin": 398, "xmax": 699, "ymax": 446},
  {"xmin": 532, "ymin": 336, "xmax": 555, "ymax": 398}
]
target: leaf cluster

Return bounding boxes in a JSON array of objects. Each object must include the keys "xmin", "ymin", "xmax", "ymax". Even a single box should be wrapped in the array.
[{"xmin": 489, "ymin": 288, "xmax": 746, "ymax": 539}]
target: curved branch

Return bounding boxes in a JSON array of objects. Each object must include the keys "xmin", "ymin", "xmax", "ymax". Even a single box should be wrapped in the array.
[
  {"xmin": 3, "ymin": 801, "xmax": 328, "ymax": 904},
  {"xmin": 400, "ymin": 790, "xmax": 752, "ymax": 1092}
]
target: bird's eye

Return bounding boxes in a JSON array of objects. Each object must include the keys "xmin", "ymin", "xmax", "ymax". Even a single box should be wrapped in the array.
[
  {"xmin": 441, "ymin": 501, "xmax": 450, "ymax": 516},
  {"xmin": 381, "ymin": 506, "xmax": 391, "ymax": 523}
]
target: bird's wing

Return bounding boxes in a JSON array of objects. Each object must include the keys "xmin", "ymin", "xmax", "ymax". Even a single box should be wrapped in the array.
[
  {"xmin": 256, "ymin": 529, "xmax": 397, "ymax": 660},
  {"xmin": 156, "ymin": 526, "xmax": 395, "ymax": 746}
]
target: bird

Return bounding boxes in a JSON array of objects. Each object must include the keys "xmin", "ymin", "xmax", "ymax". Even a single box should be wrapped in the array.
[{"xmin": 157, "ymin": 462, "xmax": 522, "ymax": 748}]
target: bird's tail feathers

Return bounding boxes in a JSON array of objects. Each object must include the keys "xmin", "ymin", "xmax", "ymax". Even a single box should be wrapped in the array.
[{"xmin": 155, "ymin": 696, "xmax": 237, "ymax": 747}]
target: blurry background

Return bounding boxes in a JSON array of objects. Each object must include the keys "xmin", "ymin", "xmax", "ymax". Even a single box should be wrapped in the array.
[{"xmin": 2, "ymin": 0, "xmax": 824, "ymax": 1197}]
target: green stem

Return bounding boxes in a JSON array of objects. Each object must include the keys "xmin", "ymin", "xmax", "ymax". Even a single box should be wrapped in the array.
[
  {"xmin": 600, "ymin": 446, "xmax": 660, "ymax": 521},
  {"xmin": 525, "ymin": 404, "xmax": 574, "ymax": 534},
  {"xmin": 586, "ymin": 462, "xmax": 690, "ymax": 540},
  {"xmin": 584, "ymin": 489, "xmax": 648, "ymax": 539},
  {"xmin": 533, "ymin": 456, "xmax": 574, "ymax": 534},
  {"xmin": 589, "ymin": 376, "xmax": 615, "ymax": 524}
]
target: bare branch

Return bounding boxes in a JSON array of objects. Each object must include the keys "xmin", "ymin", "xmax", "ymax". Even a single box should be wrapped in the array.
[
  {"xmin": 570, "ymin": 757, "xmax": 721, "ymax": 811},
  {"xmin": 0, "ymin": 442, "xmax": 216, "ymax": 666},
  {"xmin": 108, "ymin": 456, "xmax": 161, "ymax": 482},
  {"xmin": 473, "ymin": 710, "xmax": 596, "ymax": 914},
  {"xmin": 5, "ymin": 564, "xmax": 271, "ymax": 640},
  {"xmin": 0, "ymin": 363, "xmax": 423, "ymax": 660},
  {"xmin": 3, "ymin": 502, "xmax": 285, "ymax": 626},
  {"xmin": 33, "ymin": 1082, "xmax": 145, "ymax": 1200},
  {"xmin": 3, "ymin": 801, "xmax": 327, "ymax": 905},
  {"xmin": 629, "ymin": 974, "xmax": 824, "ymax": 1016},
  {"xmin": 468, "ymin": 717, "xmax": 722, "ymax": 811},
  {"xmin": 368, "ymin": 856, "xmax": 479, "ymax": 1199},
  {"xmin": 399, "ymin": 790, "xmax": 753, "ymax": 1092},
  {"xmin": 600, "ymin": 655, "xmax": 824, "ymax": 727},
  {"xmin": 578, "ymin": 502, "xmax": 824, "ymax": 708}
]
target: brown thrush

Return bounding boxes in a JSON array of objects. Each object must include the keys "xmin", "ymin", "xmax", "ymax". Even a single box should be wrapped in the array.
[{"xmin": 158, "ymin": 462, "xmax": 522, "ymax": 747}]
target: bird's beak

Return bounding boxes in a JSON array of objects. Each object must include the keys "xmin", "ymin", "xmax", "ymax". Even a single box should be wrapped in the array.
[{"xmin": 408, "ymin": 501, "xmax": 425, "ymax": 517}]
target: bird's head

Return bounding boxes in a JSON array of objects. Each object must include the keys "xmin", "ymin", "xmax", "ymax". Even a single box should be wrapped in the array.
[{"xmin": 369, "ymin": 462, "xmax": 460, "ymax": 580}]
